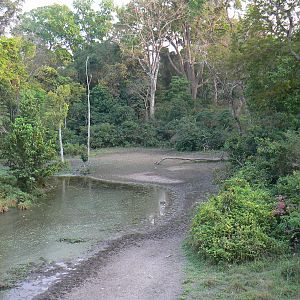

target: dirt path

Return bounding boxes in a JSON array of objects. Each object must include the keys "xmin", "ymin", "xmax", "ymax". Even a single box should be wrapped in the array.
[
  {"xmin": 63, "ymin": 236, "xmax": 183, "ymax": 300},
  {"xmin": 37, "ymin": 148, "xmax": 222, "ymax": 300}
]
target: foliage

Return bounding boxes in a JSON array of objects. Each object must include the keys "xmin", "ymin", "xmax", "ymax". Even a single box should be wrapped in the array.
[
  {"xmin": 118, "ymin": 120, "xmax": 158, "ymax": 147},
  {"xmin": 181, "ymin": 245, "xmax": 300, "ymax": 300},
  {"xmin": 90, "ymin": 123, "xmax": 118, "ymax": 148},
  {"xmin": 3, "ymin": 117, "xmax": 59, "ymax": 190},
  {"xmin": 172, "ymin": 117, "xmax": 203, "ymax": 151},
  {"xmin": 0, "ymin": 173, "xmax": 34, "ymax": 212},
  {"xmin": 90, "ymin": 84, "xmax": 129, "ymax": 124},
  {"xmin": 0, "ymin": 0, "xmax": 24, "ymax": 34},
  {"xmin": 64, "ymin": 143, "xmax": 86, "ymax": 156},
  {"xmin": 157, "ymin": 76, "xmax": 193, "ymax": 122},
  {"xmin": 73, "ymin": 0, "xmax": 113, "ymax": 45},
  {"xmin": 172, "ymin": 108, "xmax": 235, "ymax": 151},
  {"xmin": 275, "ymin": 171, "xmax": 300, "ymax": 251},
  {"xmin": 226, "ymin": 130, "xmax": 300, "ymax": 183},
  {"xmin": 46, "ymin": 85, "xmax": 70, "ymax": 128},
  {"xmin": 0, "ymin": 36, "xmax": 32, "ymax": 123},
  {"xmin": 15, "ymin": 4, "xmax": 82, "ymax": 53},
  {"xmin": 276, "ymin": 171, "xmax": 300, "ymax": 208},
  {"xmin": 190, "ymin": 178, "xmax": 285, "ymax": 263}
]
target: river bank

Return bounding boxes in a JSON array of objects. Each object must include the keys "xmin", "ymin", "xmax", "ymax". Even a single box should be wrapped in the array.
[
  {"xmin": 1, "ymin": 148, "xmax": 222, "ymax": 300},
  {"xmin": 38, "ymin": 148, "xmax": 221, "ymax": 300}
]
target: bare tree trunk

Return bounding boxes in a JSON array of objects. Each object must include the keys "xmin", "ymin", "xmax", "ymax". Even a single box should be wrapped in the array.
[
  {"xmin": 149, "ymin": 57, "xmax": 160, "ymax": 120},
  {"xmin": 229, "ymin": 97, "xmax": 243, "ymax": 135},
  {"xmin": 149, "ymin": 76, "xmax": 157, "ymax": 119},
  {"xmin": 59, "ymin": 124, "xmax": 64, "ymax": 163},
  {"xmin": 145, "ymin": 100, "xmax": 149, "ymax": 121},
  {"xmin": 86, "ymin": 56, "xmax": 92, "ymax": 162},
  {"xmin": 191, "ymin": 82, "xmax": 198, "ymax": 100},
  {"xmin": 213, "ymin": 76, "xmax": 218, "ymax": 104}
]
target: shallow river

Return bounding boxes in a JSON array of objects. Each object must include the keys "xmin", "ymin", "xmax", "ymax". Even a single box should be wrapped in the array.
[{"xmin": 0, "ymin": 177, "xmax": 171, "ymax": 285}]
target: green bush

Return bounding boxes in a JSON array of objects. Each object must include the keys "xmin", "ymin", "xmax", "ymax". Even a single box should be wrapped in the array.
[
  {"xmin": 190, "ymin": 178, "xmax": 285, "ymax": 263},
  {"xmin": 234, "ymin": 162, "xmax": 270, "ymax": 187},
  {"xmin": 117, "ymin": 121, "xmax": 141, "ymax": 146},
  {"xmin": 225, "ymin": 126, "xmax": 274, "ymax": 167},
  {"xmin": 140, "ymin": 122, "xmax": 159, "ymax": 147},
  {"xmin": 276, "ymin": 171, "xmax": 300, "ymax": 207},
  {"xmin": 156, "ymin": 76, "xmax": 193, "ymax": 123},
  {"xmin": 171, "ymin": 108, "xmax": 235, "ymax": 152},
  {"xmin": 3, "ymin": 117, "xmax": 60, "ymax": 190},
  {"xmin": 62, "ymin": 128, "xmax": 81, "ymax": 145},
  {"xmin": 64, "ymin": 143, "xmax": 86, "ymax": 156},
  {"xmin": 0, "ymin": 178, "xmax": 34, "ymax": 212},
  {"xmin": 226, "ymin": 130, "xmax": 300, "ymax": 183},
  {"xmin": 90, "ymin": 123, "xmax": 118, "ymax": 148},
  {"xmin": 275, "ymin": 171, "xmax": 300, "ymax": 250},
  {"xmin": 173, "ymin": 117, "xmax": 203, "ymax": 151}
]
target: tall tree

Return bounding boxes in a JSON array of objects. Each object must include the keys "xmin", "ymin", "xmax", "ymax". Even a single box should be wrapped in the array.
[
  {"xmin": 0, "ymin": 0, "xmax": 23, "ymax": 35},
  {"xmin": 166, "ymin": 0, "xmax": 240, "ymax": 100},
  {"xmin": 117, "ymin": 0, "xmax": 184, "ymax": 119},
  {"xmin": 46, "ymin": 85, "xmax": 70, "ymax": 163},
  {"xmin": 15, "ymin": 4, "xmax": 82, "ymax": 53},
  {"xmin": 73, "ymin": 0, "xmax": 113, "ymax": 45},
  {"xmin": 246, "ymin": 0, "xmax": 300, "ymax": 62},
  {"xmin": 86, "ymin": 56, "xmax": 92, "ymax": 162},
  {"xmin": 0, "ymin": 37, "xmax": 33, "ymax": 123}
]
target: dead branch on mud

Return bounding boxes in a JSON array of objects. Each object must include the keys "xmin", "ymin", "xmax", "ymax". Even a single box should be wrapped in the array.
[{"xmin": 155, "ymin": 156, "xmax": 226, "ymax": 165}]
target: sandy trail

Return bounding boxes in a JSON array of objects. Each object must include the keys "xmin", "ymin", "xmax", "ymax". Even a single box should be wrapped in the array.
[
  {"xmin": 63, "ymin": 236, "xmax": 183, "ymax": 300},
  {"xmin": 36, "ymin": 148, "xmax": 221, "ymax": 300}
]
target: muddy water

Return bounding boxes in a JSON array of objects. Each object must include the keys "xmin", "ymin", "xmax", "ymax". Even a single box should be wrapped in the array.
[{"xmin": 0, "ymin": 177, "xmax": 171, "ymax": 283}]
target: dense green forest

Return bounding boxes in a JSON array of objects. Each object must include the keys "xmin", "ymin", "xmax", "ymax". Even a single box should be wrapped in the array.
[{"xmin": 0, "ymin": 0, "xmax": 300, "ymax": 280}]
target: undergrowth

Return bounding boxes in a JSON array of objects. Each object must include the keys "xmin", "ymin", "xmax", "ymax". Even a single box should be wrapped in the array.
[{"xmin": 180, "ymin": 243, "xmax": 300, "ymax": 300}]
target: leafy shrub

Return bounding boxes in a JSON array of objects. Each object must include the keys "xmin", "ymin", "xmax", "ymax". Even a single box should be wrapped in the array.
[
  {"xmin": 226, "ymin": 130, "xmax": 300, "ymax": 183},
  {"xmin": 110, "ymin": 105, "xmax": 136, "ymax": 125},
  {"xmin": 254, "ymin": 137, "xmax": 296, "ymax": 183},
  {"xmin": 275, "ymin": 172, "xmax": 300, "ymax": 251},
  {"xmin": 173, "ymin": 117, "xmax": 203, "ymax": 151},
  {"xmin": 0, "ymin": 178, "xmax": 34, "ymax": 212},
  {"xmin": 90, "ymin": 123, "xmax": 118, "ymax": 148},
  {"xmin": 90, "ymin": 84, "xmax": 136, "ymax": 126},
  {"xmin": 156, "ymin": 76, "xmax": 193, "ymax": 122},
  {"xmin": 117, "ymin": 120, "xmax": 143, "ymax": 146},
  {"xmin": 62, "ymin": 128, "xmax": 82, "ymax": 145},
  {"xmin": 0, "ymin": 173, "xmax": 17, "ymax": 186},
  {"xmin": 64, "ymin": 143, "xmax": 86, "ymax": 156},
  {"xmin": 190, "ymin": 178, "xmax": 285, "ymax": 263},
  {"xmin": 3, "ymin": 117, "xmax": 60, "ymax": 190},
  {"xmin": 171, "ymin": 108, "xmax": 235, "ymax": 152},
  {"xmin": 225, "ymin": 126, "xmax": 275, "ymax": 167},
  {"xmin": 234, "ymin": 162, "xmax": 270, "ymax": 187},
  {"xmin": 140, "ymin": 122, "xmax": 159, "ymax": 147},
  {"xmin": 276, "ymin": 171, "xmax": 300, "ymax": 207}
]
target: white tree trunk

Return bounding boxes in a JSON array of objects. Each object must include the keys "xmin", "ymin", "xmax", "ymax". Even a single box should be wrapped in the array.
[
  {"xmin": 59, "ymin": 124, "xmax": 64, "ymax": 163},
  {"xmin": 149, "ymin": 77, "xmax": 156, "ymax": 119},
  {"xmin": 149, "ymin": 57, "xmax": 160, "ymax": 120},
  {"xmin": 87, "ymin": 86, "xmax": 91, "ymax": 160},
  {"xmin": 86, "ymin": 56, "xmax": 91, "ymax": 162}
]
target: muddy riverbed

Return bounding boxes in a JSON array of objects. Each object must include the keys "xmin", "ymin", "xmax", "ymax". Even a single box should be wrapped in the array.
[{"xmin": 0, "ymin": 148, "xmax": 222, "ymax": 300}]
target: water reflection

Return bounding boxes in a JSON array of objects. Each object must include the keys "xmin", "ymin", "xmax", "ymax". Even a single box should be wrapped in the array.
[{"xmin": 0, "ymin": 177, "xmax": 170, "ymax": 282}]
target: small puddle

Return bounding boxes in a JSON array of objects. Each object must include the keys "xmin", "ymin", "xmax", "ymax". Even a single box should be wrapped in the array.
[{"xmin": 0, "ymin": 177, "xmax": 172, "ymax": 299}]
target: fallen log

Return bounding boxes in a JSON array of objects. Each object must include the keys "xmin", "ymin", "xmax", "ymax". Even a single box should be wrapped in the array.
[{"xmin": 155, "ymin": 156, "xmax": 226, "ymax": 165}]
